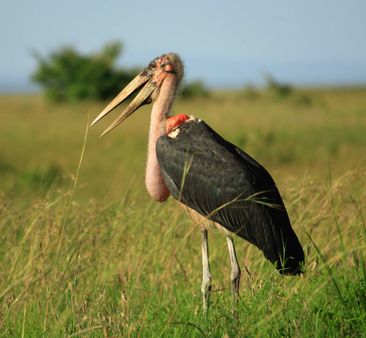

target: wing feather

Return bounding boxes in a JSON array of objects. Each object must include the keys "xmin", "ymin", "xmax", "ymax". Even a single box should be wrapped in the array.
[{"xmin": 156, "ymin": 119, "xmax": 304, "ymax": 274}]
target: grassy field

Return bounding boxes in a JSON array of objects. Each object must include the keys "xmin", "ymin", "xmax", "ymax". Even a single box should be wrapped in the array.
[{"xmin": 0, "ymin": 88, "xmax": 366, "ymax": 336}]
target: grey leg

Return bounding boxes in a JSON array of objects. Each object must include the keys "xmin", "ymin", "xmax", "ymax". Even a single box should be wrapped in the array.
[
  {"xmin": 226, "ymin": 235, "xmax": 241, "ymax": 302},
  {"xmin": 201, "ymin": 228, "xmax": 212, "ymax": 313}
]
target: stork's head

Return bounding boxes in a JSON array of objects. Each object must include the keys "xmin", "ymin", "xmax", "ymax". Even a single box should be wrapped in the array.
[{"xmin": 91, "ymin": 53, "xmax": 184, "ymax": 135}]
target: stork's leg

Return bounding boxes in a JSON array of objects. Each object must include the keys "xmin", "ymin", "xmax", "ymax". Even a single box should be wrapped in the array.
[
  {"xmin": 201, "ymin": 228, "xmax": 212, "ymax": 313},
  {"xmin": 226, "ymin": 235, "xmax": 241, "ymax": 302}
]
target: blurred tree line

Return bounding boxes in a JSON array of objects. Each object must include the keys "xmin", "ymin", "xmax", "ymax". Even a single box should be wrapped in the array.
[{"xmin": 32, "ymin": 41, "xmax": 208, "ymax": 102}]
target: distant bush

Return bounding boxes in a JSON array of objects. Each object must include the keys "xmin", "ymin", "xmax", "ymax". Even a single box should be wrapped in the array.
[
  {"xmin": 18, "ymin": 164, "xmax": 63, "ymax": 189},
  {"xmin": 180, "ymin": 80, "xmax": 210, "ymax": 99},
  {"xmin": 264, "ymin": 73, "xmax": 293, "ymax": 98},
  {"xmin": 243, "ymin": 84, "xmax": 259, "ymax": 100},
  {"xmin": 294, "ymin": 93, "xmax": 314, "ymax": 107},
  {"xmin": 31, "ymin": 41, "xmax": 138, "ymax": 102}
]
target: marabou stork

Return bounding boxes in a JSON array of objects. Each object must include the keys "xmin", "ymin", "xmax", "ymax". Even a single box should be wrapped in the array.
[{"xmin": 91, "ymin": 53, "xmax": 304, "ymax": 312}]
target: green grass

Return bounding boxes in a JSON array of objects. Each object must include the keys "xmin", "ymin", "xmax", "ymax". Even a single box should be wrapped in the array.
[{"xmin": 0, "ymin": 88, "xmax": 366, "ymax": 336}]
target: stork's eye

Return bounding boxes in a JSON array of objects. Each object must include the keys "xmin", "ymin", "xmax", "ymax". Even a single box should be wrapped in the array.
[{"xmin": 162, "ymin": 63, "xmax": 174, "ymax": 73}]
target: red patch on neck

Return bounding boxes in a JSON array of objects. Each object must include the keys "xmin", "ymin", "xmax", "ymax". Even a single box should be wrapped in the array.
[{"xmin": 166, "ymin": 114, "xmax": 190, "ymax": 133}]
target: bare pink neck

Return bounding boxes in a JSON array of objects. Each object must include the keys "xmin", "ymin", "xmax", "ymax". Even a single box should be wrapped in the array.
[{"xmin": 145, "ymin": 74, "xmax": 177, "ymax": 202}]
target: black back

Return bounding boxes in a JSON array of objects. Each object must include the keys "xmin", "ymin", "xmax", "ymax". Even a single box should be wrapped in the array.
[{"xmin": 156, "ymin": 119, "xmax": 304, "ymax": 274}]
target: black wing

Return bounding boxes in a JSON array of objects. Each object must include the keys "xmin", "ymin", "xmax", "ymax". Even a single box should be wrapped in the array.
[{"xmin": 156, "ymin": 119, "xmax": 304, "ymax": 274}]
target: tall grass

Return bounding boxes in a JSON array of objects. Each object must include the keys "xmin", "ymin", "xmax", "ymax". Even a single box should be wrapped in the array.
[{"xmin": 0, "ymin": 168, "xmax": 365, "ymax": 336}]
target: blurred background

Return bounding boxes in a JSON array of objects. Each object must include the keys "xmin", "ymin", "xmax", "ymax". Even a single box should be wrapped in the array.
[{"xmin": 1, "ymin": 0, "xmax": 365, "ymax": 198}]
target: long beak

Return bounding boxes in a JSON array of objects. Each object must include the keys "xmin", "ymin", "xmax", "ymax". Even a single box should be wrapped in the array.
[{"xmin": 91, "ymin": 72, "xmax": 155, "ymax": 136}]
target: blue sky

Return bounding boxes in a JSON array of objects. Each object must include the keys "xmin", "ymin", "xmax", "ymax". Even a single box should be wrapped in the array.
[{"xmin": 1, "ymin": 0, "xmax": 365, "ymax": 91}]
